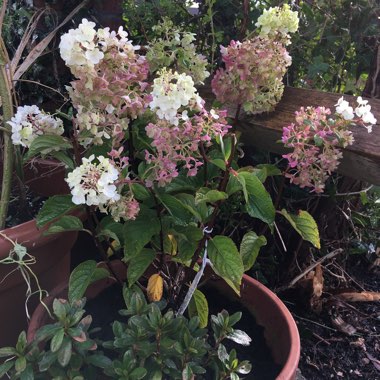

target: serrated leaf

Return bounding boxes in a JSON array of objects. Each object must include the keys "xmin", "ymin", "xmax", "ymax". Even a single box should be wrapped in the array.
[
  {"xmin": 123, "ymin": 209, "xmax": 160, "ymax": 260},
  {"xmin": 238, "ymin": 172, "xmax": 275, "ymax": 225},
  {"xmin": 127, "ymin": 248, "xmax": 156, "ymax": 287},
  {"xmin": 44, "ymin": 215, "xmax": 83, "ymax": 235},
  {"xmin": 68, "ymin": 260, "xmax": 109, "ymax": 303},
  {"xmin": 158, "ymin": 193, "xmax": 194, "ymax": 221},
  {"xmin": 280, "ymin": 209, "xmax": 321, "ymax": 249},
  {"xmin": 195, "ymin": 189, "xmax": 228, "ymax": 205},
  {"xmin": 49, "ymin": 151, "xmax": 75, "ymax": 170},
  {"xmin": 210, "ymin": 158, "xmax": 226, "ymax": 170},
  {"xmin": 188, "ymin": 289, "xmax": 209, "ymax": 328},
  {"xmin": 36, "ymin": 195, "xmax": 78, "ymax": 228},
  {"xmin": 240, "ymin": 232, "xmax": 267, "ymax": 271},
  {"xmin": 208, "ymin": 236, "xmax": 244, "ymax": 295},
  {"xmin": 130, "ymin": 183, "xmax": 152, "ymax": 201},
  {"xmin": 24, "ymin": 135, "xmax": 72, "ymax": 161}
]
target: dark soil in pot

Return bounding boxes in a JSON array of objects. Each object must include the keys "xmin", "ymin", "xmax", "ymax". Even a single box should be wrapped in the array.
[{"xmin": 85, "ymin": 283, "xmax": 282, "ymax": 379}]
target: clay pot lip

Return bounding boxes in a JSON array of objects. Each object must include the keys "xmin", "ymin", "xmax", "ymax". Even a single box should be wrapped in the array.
[
  {"xmin": 0, "ymin": 208, "xmax": 84, "ymax": 258},
  {"xmin": 241, "ymin": 274, "xmax": 300, "ymax": 380},
  {"xmin": 27, "ymin": 261, "xmax": 300, "ymax": 380}
]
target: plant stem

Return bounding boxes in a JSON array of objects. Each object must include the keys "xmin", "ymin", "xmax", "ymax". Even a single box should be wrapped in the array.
[{"xmin": 0, "ymin": 37, "xmax": 14, "ymax": 229}]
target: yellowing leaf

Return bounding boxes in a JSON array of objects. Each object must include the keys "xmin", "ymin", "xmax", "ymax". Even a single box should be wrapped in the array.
[
  {"xmin": 147, "ymin": 274, "xmax": 163, "ymax": 302},
  {"xmin": 107, "ymin": 240, "xmax": 120, "ymax": 257},
  {"xmin": 167, "ymin": 234, "xmax": 178, "ymax": 256},
  {"xmin": 280, "ymin": 209, "xmax": 321, "ymax": 249}
]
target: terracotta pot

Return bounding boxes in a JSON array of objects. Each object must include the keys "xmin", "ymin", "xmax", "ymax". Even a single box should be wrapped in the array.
[
  {"xmin": 0, "ymin": 159, "xmax": 74, "ymax": 347},
  {"xmin": 27, "ymin": 261, "xmax": 300, "ymax": 380}
]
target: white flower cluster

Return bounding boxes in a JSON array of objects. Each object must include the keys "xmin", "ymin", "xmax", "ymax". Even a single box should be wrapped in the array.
[
  {"xmin": 59, "ymin": 18, "xmax": 138, "ymax": 74},
  {"xmin": 255, "ymin": 4, "xmax": 299, "ymax": 43},
  {"xmin": 8, "ymin": 105, "xmax": 64, "ymax": 147},
  {"xmin": 335, "ymin": 96, "xmax": 377, "ymax": 132},
  {"xmin": 66, "ymin": 155, "xmax": 120, "ymax": 206},
  {"xmin": 149, "ymin": 69, "xmax": 203, "ymax": 125}
]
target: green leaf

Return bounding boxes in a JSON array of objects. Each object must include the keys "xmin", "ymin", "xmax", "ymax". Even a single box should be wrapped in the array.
[
  {"xmin": 15, "ymin": 331, "xmax": 27, "ymax": 353},
  {"xmin": 130, "ymin": 183, "xmax": 152, "ymax": 201},
  {"xmin": 127, "ymin": 248, "xmax": 156, "ymax": 287},
  {"xmin": 36, "ymin": 195, "xmax": 78, "ymax": 228},
  {"xmin": 49, "ymin": 151, "xmax": 75, "ymax": 170},
  {"xmin": 254, "ymin": 164, "xmax": 281, "ymax": 182},
  {"xmin": 50, "ymin": 328, "xmax": 65, "ymax": 353},
  {"xmin": 57, "ymin": 339, "xmax": 72, "ymax": 367},
  {"xmin": 195, "ymin": 189, "xmax": 228, "ymax": 205},
  {"xmin": 130, "ymin": 367, "xmax": 148, "ymax": 380},
  {"xmin": 240, "ymin": 232, "xmax": 267, "ymax": 271},
  {"xmin": 24, "ymin": 135, "xmax": 72, "ymax": 161},
  {"xmin": 158, "ymin": 193, "xmax": 194, "ymax": 221},
  {"xmin": 210, "ymin": 158, "xmax": 226, "ymax": 170},
  {"xmin": 280, "ymin": 209, "xmax": 321, "ymax": 249},
  {"xmin": 238, "ymin": 172, "xmax": 275, "ymax": 225},
  {"xmin": 15, "ymin": 356, "xmax": 26, "ymax": 373},
  {"xmin": 188, "ymin": 289, "xmax": 209, "ymax": 328},
  {"xmin": 123, "ymin": 209, "xmax": 160, "ymax": 260},
  {"xmin": 0, "ymin": 361, "xmax": 14, "ymax": 377},
  {"xmin": 44, "ymin": 215, "xmax": 83, "ymax": 235},
  {"xmin": 208, "ymin": 236, "xmax": 244, "ymax": 295},
  {"xmin": 0, "ymin": 347, "xmax": 16, "ymax": 357},
  {"xmin": 68, "ymin": 260, "xmax": 109, "ymax": 303}
]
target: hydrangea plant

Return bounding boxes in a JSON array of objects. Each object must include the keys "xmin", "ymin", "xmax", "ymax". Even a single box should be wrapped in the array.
[{"xmin": 0, "ymin": 4, "xmax": 377, "ymax": 378}]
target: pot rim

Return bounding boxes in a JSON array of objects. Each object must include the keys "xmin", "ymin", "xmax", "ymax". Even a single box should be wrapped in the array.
[{"xmin": 27, "ymin": 261, "xmax": 300, "ymax": 380}]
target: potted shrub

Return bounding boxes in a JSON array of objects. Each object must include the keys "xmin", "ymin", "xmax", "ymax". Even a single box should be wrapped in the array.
[
  {"xmin": 0, "ymin": 0, "xmax": 87, "ymax": 346},
  {"xmin": 0, "ymin": 4, "xmax": 377, "ymax": 379}
]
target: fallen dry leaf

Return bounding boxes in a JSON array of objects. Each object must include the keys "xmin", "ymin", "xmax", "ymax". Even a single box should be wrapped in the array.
[
  {"xmin": 147, "ymin": 274, "xmax": 163, "ymax": 302},
  {"xmin": 365, "ymin": 352, "xmax": 380, "ymax": 372},
  {"xmin": 331, "ymin": 315, "xmax": 357, "ymax": 336},
  {"xmin": 337, "ymin": 291, "xmax": 380, "ymax": 302}
]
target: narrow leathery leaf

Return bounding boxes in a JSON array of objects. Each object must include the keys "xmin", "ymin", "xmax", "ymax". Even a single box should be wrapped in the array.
[
  {"xmin": 36, "ymin": 195, "xmax": 77, "ymax": 228},
  {"xmin": 208, "ymin": 236, "xmax": 244, "ymax": 295},
  {"xmin": 57, "ymin": 339, "xmax": 72, "ymax": 367},
  {"xmin": 50, "ymin": 328, "xmax": 65, "ymax": 353},
  {"xmin": 195, "ymin": 189, "xmax": 228, "ymax": 205},
  {"xmin": 15, "ymin": 331, "xmax": 27, "ymax": 352},
  {"xmin": 44, "ymin": 215, "xmax": 83, "ymax": 235},
  {"xmin": 127, "ymin": 248, "xmax": 156, "ymax": 287},
  {"xmin": 240, "ymin": 232, "xmax": 267, "ymax": 271},
  {"xmin": 15, "ymin": 356, "xmax": 26, "ymax": 373},
  {"xmin": 0, "ymin": 347, "xmax": 16, "ymax": 357},
  {"xmin": 227, "ymin": 329, "xmax": 252, "ymax": 346},
  {"xmin": 280, "ymin": 209, "xmax": 321, "ymax": 249},
  {"xmin": 188, "ymin": 289, "xmax": 209, "ymax": 328},
  {"xmin": 0, "ymin": 361, "xmax": 14, "ymax": 377},
  {"xmin": 123, "ymin": 209, "xmax": 160, "ymax": 259},
  {"xmin": 68, "ymin": 260, "xmax": 109, "ymax": 303},
  {"xmin": 86, "ymin": 354, "xmax": 112, "ymax": 369},
  {"xmin": 129, "ymin": 367, "xmax": 148, "ymax": 379},
  {"xmin": 239, "ymin": 172, "xmax": 275, "ymax": 225},
  {"xmin": 217, "ymin": 344, "xmax": 229, "ymax": 363},
  {"xmin": 147, "ymin": 274, "xmax": 163, "ymax": 302},
  {"xmin": 24, "ymin": 135, "xmax": 72, "ymax": 161}
]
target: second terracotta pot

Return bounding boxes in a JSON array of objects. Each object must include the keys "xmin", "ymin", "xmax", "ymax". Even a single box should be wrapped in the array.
[{"xmin": 27, "ymin": 260, "xmax": 300, "ymax": 380}]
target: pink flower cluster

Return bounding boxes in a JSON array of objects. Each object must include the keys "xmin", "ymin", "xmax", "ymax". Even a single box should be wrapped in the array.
[
  {"xmin": 211, "ymin": 37, "xmax": 291, "ymax": 115},
  {"xmin": 68, "ymin": 35, "xmax": 150, "ymax": 147},
  {"xmin": 282, "ymin": 106, "xmax": 354, "ymax": 193},
  {"xmin": 144, "ymin": 109, "xmax": 230, "ymax": 187}
]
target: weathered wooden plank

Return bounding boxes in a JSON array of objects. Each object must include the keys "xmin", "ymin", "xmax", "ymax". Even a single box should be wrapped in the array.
[{"xmin": 201, "ymin": 86, "xmax": 380, "ymax": 185}]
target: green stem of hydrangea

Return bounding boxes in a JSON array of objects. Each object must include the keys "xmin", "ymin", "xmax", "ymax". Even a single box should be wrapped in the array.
[{"xmin": 0, "ymin": 37, "xmax": 14, "ymax": 229}]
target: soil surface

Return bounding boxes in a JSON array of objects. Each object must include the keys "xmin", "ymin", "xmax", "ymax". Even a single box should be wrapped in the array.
[
  {"xmin": 86, "ymin": 283, "xmax": 281, "ymax": 380},
  {"xmin": 288, "ymin": 257, "xmax": 380, "ymax": 380}
]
